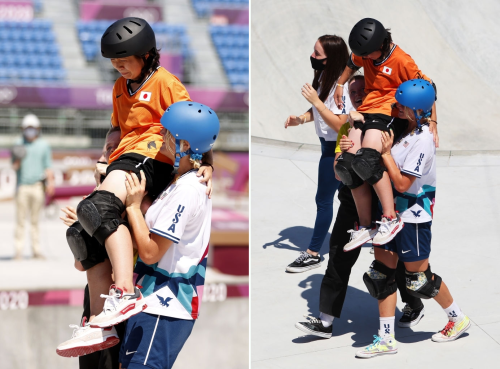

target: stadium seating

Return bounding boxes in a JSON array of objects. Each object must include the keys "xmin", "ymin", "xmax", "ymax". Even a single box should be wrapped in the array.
[
  {"xmin": 192, "ymin": 0, "xmax": 249, "ymax": 18},
  {"xmin": 210, "ymin": 25, "xmax": 248, "ymax": 90},
  {"xmin": 76, "ymin": 20, "xmax": 192, "ymax": 62},
  {"xmin": 0, "ymin": 19, "xmax": 65, "ymax": 83}
]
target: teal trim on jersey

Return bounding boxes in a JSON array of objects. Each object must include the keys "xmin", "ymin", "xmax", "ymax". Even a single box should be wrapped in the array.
[
  {"xmin": 140, "ymin": 274, "xmax": 157, "ymax": 298},
  {"xmin": 154, "ymin": 263, "xmax": 206, "ymax": 280},
  {"xmin": 422, "ymin": 197, "xmax": 432, "ymax": 216},
  {"xmin": 177, "ymin": 283, "xmax": 195, "ymax": 314},
  {"xmin": 396, "ymin": 197, "xmax": 409, "ymax": 214}
]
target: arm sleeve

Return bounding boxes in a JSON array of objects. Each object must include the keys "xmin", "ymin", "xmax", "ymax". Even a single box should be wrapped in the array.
[
  {"xmin": 43, "ymin": 142, "xmax": 52, "ymax": 169},
  {"xmin": 400, "ymin": 136, "xmax": 433, "ymax": 178},
  {"xmin": 402, "ymin": 56, "xmax": 431, "ymax": 83},
  {"xmin": 162, "ymin": 77, "xmax": 192, "ymax": 108},
  {"xmin": 149, "ymin": 185, "xmax": 198, "ymax": 243},
  {"xmin": 335, "ymin": 123, "xmax": 350, "ymax": 153},
  {"xmin": 111, "ymin": 84, "xmax": 119, "ymax": 127},
  {"xmin": 348, "ymin": 53, "xmax": 363, "ymax": 69}
]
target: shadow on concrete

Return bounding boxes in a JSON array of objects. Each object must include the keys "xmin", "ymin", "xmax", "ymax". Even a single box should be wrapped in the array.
[
  {"xmin": 262, "ymin": 226, "xmax": 330, "ymax": 259},
  {"xmin": 293, "ymin": 274, "xmax": 439, "ymax": 346}
]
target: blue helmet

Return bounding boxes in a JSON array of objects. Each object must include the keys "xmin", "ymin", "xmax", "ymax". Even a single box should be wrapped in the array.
[
  {"xmin": 160, "ymin": 101, "xmax": 220, "ymax": 167},
  {"xmin": 395, "ymin": 79, "xmax": 435, "ymax": 126}
]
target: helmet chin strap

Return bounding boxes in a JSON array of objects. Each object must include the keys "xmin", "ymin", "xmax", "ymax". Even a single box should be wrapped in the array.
[
  {"xmin": 413, "ymin": 109, "xmax": 432, "ymax": 130},
  {"xmin": 174, "ymin": 139, "xmax": 203, "ymax": 169}
]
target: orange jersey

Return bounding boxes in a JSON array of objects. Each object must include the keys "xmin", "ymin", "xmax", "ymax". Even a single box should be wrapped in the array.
[
  {"xmin": 351, "ymin": 45, "xmax": 431, "ymax": 116},
  {"xmin": 109, "ymin": 67, "xmax": 191, "ymax": 164}
]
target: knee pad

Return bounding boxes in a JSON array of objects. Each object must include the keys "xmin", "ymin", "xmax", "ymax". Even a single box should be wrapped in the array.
[
  {"xmin": 405, "ymin": 265, "xmax": 442, "ymax": 299},
  {"xmin": 66, "ymin": 221, "xmax": 108, "ymax": 270},
  {"xmin": 352, "ymin": 148, "xmax": 385, "ymax": 185},
  {"xmin": 76, "ymin": 190, "xmax": 128, "ymax": 245},
  {"xmin": 335, "ymin": 152, "xmax": 364, "ymax": 189},
  {"xmin": 363, "ymin": 260, "xmax": 397, "ymax": 300}
]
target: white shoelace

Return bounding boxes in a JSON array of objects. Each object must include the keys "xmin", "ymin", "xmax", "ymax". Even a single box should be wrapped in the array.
[
  {"xmin": 303, "ymin": 314, "xmax": 321, "ymax": 324},
  {"xmin": 375, "ymin": 217, "xmax": 395, "ymax": 235},
  {"xmin": 68, "ymin": 323, "xmax": 89, "ymax": 338},
  {"xmin": 100, "ymin": 291, "xmax": 121, "ymax": 314},
  {"xmin": 295, "ymin": 251, "xmax": 311, "ymax": 263},
  {"xmin": 347, "ymin": 228, "xmax": 366, "ymax": 241}
]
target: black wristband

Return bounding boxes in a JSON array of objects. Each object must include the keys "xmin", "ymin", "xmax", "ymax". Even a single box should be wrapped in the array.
[
  {"xmin": 97, "ymin": 161, "xmax": 108, "ymax": 165},
  {"xmin": 201, "ymin": 163, "xmax": 214, "ymax": 172}
]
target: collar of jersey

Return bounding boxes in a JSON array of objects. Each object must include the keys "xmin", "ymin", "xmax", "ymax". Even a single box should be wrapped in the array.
[
  {"xmin": 126, "ymin": 66, "xmax": 161, "ymax": 96},
  {"xmin": 373, "ymin": 44, "xmax": 397, "ymax": 66}
]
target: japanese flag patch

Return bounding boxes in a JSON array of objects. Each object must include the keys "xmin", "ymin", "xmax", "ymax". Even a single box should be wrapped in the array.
[
  {"xmin": 139, "ymin": 91, "xmax": 152, "ymax": 102},
  {"xmin": 382, "ymin": 66, "xmax": 392, "ymax": 75}
]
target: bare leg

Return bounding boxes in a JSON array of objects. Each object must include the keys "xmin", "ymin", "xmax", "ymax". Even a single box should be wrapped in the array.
[
  {"xmin": 361, "ymin": 130, "xmax": 396, "ymax": 218},
  {"xmin": 346, "ymin": 127, "xmax": 362, "ymax": 154},
  {"xmin": 86, "ymin": 259, "xmax": 113, "ymax": 320},
  {"xmin": 351, "ymin": 182, "xmax": 372, "ymax": 226},
  {"xmin": 372, "ymin": 173, "xmax": 396, "ymax": 218},
  {"xmin": 92, "ymin": 170, "xmax": 134, "ymax": 293}
]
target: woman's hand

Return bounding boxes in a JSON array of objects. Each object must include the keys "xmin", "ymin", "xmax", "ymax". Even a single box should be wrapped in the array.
[
  {"xmin": 94, "ymin": 162, "xmax": 108, "ymax": 186},
  {"xmin": 349, "ymin": 111, "xmax": 364, "ymax": 123},
  {"xmin": 301, "ymin": 83, "xmax": 321, "ymax": 106},
  {"xmin": 334, "ymin": 85, "xmax": 344, "ymax": 109},
  {"xmin": 339, "ymin": 135, "xmax": 353, "ymax": 152},
  {"xmin": 381, "ymin": 130, "xmax": 394, "ymax": 156},
  {"xmin": 428, "ymin": 120, "xmax": 439, "ymax": 148},
  {"xmin": 125, "ymin": 171, "xmax": 147, "ymax": 209},
  {"xmin": 197, "ymin": 165, "xmax": 213, "ymax": 199},
  {"xmin": 60, "ymin": 206, "xmax": 78, "ymax": 227},
  {"xmin": 284, "ymin": 115, "xmax": 303, "ymax": 128}
]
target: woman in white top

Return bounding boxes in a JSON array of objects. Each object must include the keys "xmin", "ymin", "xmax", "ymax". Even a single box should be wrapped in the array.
[{"xmin": 284, "ymin": 35, "xmax": 354, "ymax": 272}]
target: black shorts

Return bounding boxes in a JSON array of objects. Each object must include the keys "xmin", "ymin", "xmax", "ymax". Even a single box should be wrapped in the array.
[
  {"xmin": 353, "ymin": 113, "xmax": 408, "ymax": 139},
  {"xmin": 106, "ymin": 153, "xmax": 174, "ymax": 199}
]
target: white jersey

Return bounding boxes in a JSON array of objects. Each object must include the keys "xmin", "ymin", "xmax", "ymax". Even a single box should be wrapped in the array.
[
  {"xmin": 313, "ymin": 79, "xmax": 354, "ymax": 141},
  {"xmin": 390, "ymin": 125, "xmax": 436, "ymax": 223},
  {"xmin": 134, "ymin": 170, "xmax": 212, "ymax": 320}
]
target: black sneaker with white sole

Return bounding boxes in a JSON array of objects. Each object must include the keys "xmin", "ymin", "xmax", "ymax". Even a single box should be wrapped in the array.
[
  {"xmin": 286, "ymin": 251, "xmax": 321, "ymax": 273},
  {"xmin": 398, "ymin": 304, "xmax": 425, "ymax": 328},
  {"xmin": 295, "ymin": 315, "xmax": 332, "ymax": 338}
]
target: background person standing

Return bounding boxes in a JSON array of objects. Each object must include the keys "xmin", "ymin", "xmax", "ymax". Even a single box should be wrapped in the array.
[{"xmin": 12, "ymin": 114, "xmax": 55, "ymax": 260}]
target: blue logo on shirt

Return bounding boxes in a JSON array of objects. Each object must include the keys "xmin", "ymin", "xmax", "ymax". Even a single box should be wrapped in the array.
[
  {"xmin": 167, "ymin": 204, "xmax": 185, "ymax": 233},
  {"xmin": 411, "ymin": 210, "xmax": 422, "ymax": 218},
  {"xmin": 414, "ymin": 153, "xmax": 424, "ymax": 172},
  {"xmin": 157, "ymin": 295, "xmax": 173, "ymax": 307}
]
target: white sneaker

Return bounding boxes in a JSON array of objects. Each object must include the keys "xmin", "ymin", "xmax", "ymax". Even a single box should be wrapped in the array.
[
  {"xmin": 372, "ymin": 214, "xmax": 404, "ymax": 246},
  {"xmin": 89, "ymin": 285, "xmax": 147, "ymax": 329},
  {"xmin": 356, "ymin": 331, "xmax": 398, "ymax": 358},
  {"xmin": 56, "ymin": 317, "xmax": 120, "ymax": 357},
  {"xmin": 343, "ymin": 224, "xmax": 377, "ymax": 252}
]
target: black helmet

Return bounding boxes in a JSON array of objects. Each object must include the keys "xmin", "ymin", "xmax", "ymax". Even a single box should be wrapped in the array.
[
  {"xmin": 348, "ymin": 18, "xmax": 387, "ymax": 57},
  {"xmin": 101, "ymin": 17, "xmax": 156, "ymax": 58}
]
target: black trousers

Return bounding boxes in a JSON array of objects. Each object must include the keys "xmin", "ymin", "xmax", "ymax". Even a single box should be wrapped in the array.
[
  {"xmin": 79, "ymin": 284, "xmax": 125, "ymax": 369},
  {"xmin": 319, "ymin": 185, "xmax": 422, "ymax": 318}
]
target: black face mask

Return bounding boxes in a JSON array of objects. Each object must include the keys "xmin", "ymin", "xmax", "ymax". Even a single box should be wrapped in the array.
[{"xmin": 310, "ymin": 56, "xmax": 327, "ymax": 71}]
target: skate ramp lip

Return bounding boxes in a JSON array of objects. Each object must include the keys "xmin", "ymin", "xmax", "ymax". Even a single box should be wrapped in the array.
[{"xmin": 251, "ymin": 0, "xmax": 500, "ymax": 150}]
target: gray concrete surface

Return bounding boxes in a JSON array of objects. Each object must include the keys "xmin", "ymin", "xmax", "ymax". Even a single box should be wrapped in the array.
[
  {"xmin": 251, "ymin": 0, "xmax": 500, "ymax": 150},
  {"xmin": 251, "ymin": 140, "xmax": 500, "ymax": 368}
]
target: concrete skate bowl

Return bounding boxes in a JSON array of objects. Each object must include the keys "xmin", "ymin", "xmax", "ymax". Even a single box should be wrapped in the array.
[{"xmin": 251, "ymin": 0, "xmax": 500, "ymax": 150}]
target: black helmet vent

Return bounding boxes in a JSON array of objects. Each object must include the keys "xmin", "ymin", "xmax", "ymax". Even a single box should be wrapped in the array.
[
  {"xmin": 130, "ymin": 20, "xmax": 141, "ymax": 26},
  {"xmin": 116, "ymin": 33, "xmax": 122, "ymax": 40},
  {"xmin": 123, "ymin": 26, "xmax": 133, "ymax": 34}
]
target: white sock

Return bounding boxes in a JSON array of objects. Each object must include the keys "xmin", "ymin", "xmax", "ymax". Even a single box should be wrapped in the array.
[
  {"xmin": 443, "ymin": 301, "xmax": 464, "ymax": 322},
  {"xmin": 319, "ymin": 312, "xmax": 334, "ymax": 327},
  {"xmin": 380, "ymin": 316, "xmax": 395, "ymax": 336}
]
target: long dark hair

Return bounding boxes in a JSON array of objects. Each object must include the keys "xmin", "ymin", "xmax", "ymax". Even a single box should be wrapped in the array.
[
  {"xmin": 312, "ymin": 35, "xmax": 348, "ymax": 102},
  {"xmin": 131, "ymin": 46, "xmax": 161, "ymax": 83}
]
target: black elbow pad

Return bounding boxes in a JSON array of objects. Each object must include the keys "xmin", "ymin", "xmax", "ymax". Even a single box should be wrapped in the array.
[{"xmin": 347, "ymin": 53, "xmax": 361, "ymax": 71}]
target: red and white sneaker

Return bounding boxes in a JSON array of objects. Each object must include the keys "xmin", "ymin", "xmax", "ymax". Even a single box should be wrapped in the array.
[
  {"xmin": 56, "ymin": 317, "xmax": 120, "ymax": 357},
  {"xmin": 343, "ymin": 223, "xmax": 378, "ymax": 252},
  {"xmin": 372, "ymin": 213, "xmax": 404, "ymax": 246},
  {"xmin": 89, "ymin": 285, "xmax": 147, "ymax": 329}
]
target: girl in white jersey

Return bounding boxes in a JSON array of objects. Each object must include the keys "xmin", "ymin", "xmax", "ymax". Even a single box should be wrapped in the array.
[
  {"xmin": 119, "ymin": 101, "xmax": 219, "ymax": 369},
  {"xmin": 355, "ymin": 80, "xmax": 470, "ymax": 359}
]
